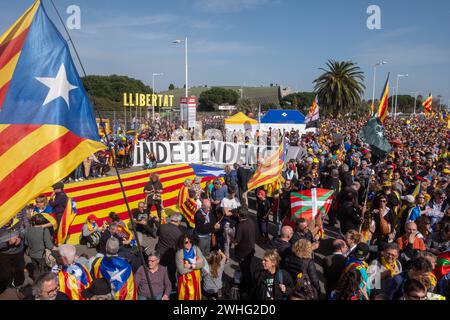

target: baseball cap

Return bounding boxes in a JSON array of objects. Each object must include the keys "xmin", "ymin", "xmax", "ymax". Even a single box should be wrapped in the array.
[
  {"xmin": 81, "ymin": 278, "xmax": 111, "ymax": 299},
  {"xmin": 257, "ymin": 190, "xmax": 266, "ymax": 198},
  {"xmin": 52, "ymin": 182, "xmax": 64, "ymax": 190},
  {"xmin": 352, "ymin": 243, "xmax": 370, "ymax": 261},
  {"xmin": 401, "ymin": 195, "xmax": 415, "ymax": 204}
]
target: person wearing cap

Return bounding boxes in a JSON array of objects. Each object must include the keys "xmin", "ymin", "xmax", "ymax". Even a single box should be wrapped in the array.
[
  {"xmin": 342, "ymin": 242, "xmax": 371, "ymax": 298},
  {"xmin": 80, "ymin": 214, "xmax": 103, "ymax": 248},
  {"xmin": 81, "ymin": 278, "xmax": 113, "ymax": 300},
  {"xmin": 256, "ymin": 190, "xmax": 271, "ymax": 243},
  {"xmin": 398, "ymin": 195, "xmax": 420, "ymax": 233},
  {"xmin": 156, "ymin": 213, "xmax": 183, "ymax": 288},
  {"xmin": 49, "ymin": 182, "xmax": 68, "ymax": 226}
]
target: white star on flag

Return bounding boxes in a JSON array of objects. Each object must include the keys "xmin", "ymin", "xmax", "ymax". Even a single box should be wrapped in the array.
[
  {"xmin": 36, "ymin": 63, "xmax": 78, "ymax": 108},
  {"xmin": 107, "ymin": 268, "xmax": 126, "ymax": 283}
]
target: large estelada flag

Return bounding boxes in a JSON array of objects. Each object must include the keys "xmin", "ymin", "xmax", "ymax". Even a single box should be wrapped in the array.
[
  {"xmin": 247, "ymin": 138, "xmax": 286, "ymax": 192},
  {"xmin": 0, "ymin": 1, "xmax": 105, "ymax": 228},
  {"xmin": 377, "ymin": 73, "xmax": 390, "ymax": 124},
  {"xmin": 290, "ymin": 188, "xmax": 334, "ymax": 221},
  {"xmin": 423, "ymin": 93, "xmax": 433, "ymax": 115},
  {"xmin": 92, "ymin": 256, "xmax": 137, "ymax": 300}
]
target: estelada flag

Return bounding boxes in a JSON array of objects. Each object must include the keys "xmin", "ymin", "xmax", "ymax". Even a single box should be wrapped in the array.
[
  {"xmin": 377, "ymin": 73, "xmax": 390, "ymax": 124},
  {"xmin": 177, "ymin": 185, "xmax": 196, "ymax": 228},
  {"xmin": 423, "ymin": 93, "xmax": 433, "ymax": 114},
  {"xmin": 0, "ymin": 1, "xmax": 105, "ymax": 228},
  {"xmin": 54, "ymin": 262, "xmax": 92, "ymax": 300},
  {"xmin": 290, "ymin": 188, "xmax": 334, "ymax": 221},
  {"xmin": 92, "ymin": 256, "xmax": 136, "ymax": 300},
  {"xmin": 55, "ymin": 198, "xmax": 77, "ymax": 245},
  {"xmin": 247, "ymin": 137, "xmax": 286, "ymax": 192}
]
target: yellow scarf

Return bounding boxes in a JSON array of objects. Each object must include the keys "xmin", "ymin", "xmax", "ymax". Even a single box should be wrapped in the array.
[
  {"xmin": 428, "ymin": 272, "xmax": 437, "ymax": 288},
  {"xmin": 381, "ymin": 257, "xmax": 397, "ymax": 278}
]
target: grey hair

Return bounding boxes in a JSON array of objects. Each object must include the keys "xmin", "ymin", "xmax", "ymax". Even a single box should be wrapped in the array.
[
  {"xmin": 58, "ymin": 244, "xmax": 77, "ymax": 264},
  {"xmin": 146, "ymin": 250, "xmax": 161, "ymax": 259},
  {"xmin": 32, "ymin": 272, "xmax": 58, "ymax": 299},
  {"xmin": 106, "ymin": 237, "xmax": 120, "ymax": 255},
  {"xmin": 194, "ymin": 176, "xmax": 201, "ymax": 183},
  {"xmin": 184, "ymin": 179, "xmax": 192, "ymax": 186}
]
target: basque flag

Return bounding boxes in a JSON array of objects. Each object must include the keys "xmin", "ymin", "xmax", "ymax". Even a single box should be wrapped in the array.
[{"xmin": 0, "ymin": 1, "xmax": 105, "ymax": 228}]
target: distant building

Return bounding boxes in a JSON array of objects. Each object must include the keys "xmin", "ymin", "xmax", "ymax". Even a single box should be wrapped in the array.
[{"xmin": 279, "ymin": 85, "xmax": 294, "ymax": 98}]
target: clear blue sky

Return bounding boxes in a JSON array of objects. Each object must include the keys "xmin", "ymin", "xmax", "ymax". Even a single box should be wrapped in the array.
[{"xmin": 1, "ymin": 0, "xmax": 450, "ymax": 103}]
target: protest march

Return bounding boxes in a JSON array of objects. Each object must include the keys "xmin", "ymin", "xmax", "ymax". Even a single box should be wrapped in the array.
[{"xmin": 0, "ymin": 0, "xmax": 449, "ymax": 306}]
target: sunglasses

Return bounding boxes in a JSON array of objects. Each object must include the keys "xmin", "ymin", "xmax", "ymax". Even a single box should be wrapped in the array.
[
  {"xmin": 184, "ymin": 240, "xmax": 191, "ymax": 245},
  {"xmin": 380, "ymin": 200, "xmax": 387, "ymax": 203}
]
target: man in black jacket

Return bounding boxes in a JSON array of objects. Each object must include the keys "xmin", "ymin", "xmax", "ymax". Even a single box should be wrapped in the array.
[
  {"xmin": 236, "ymin": 163, "xmax": 254, "ymax": 207},
  {"xmin": 49, "ymin": 182, "xmax": 68, "ymax": 226},
  {"xmin": 234, "ymin": 208, "xmax": 256, "ymax": 297},
  {"xmin": 194, "ymin": 199, "xmax": 220, "ymax": 257},
  {"xmin": 270, "ymin": 226, "xmax": 293, "ymax": 266},
  {"xmin": 156, "ymin": 213, "xmax": 183, "ymax": 287},
  {"xmin": 322, "ymin": 239, "xmax": 348, "ymax": 298},
  {"xmin": 338, "ymin": 191, "xmax": 365, "ymax": 235}
]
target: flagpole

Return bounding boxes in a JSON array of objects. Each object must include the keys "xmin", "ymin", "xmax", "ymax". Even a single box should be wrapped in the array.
[{"xmin": 49, "ymin": 0, "xmax": 155, "ymax": 300}]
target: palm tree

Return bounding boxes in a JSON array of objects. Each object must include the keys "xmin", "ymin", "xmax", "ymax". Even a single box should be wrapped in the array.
[{"xmin": 313, "ymin": 60, "xmax": 365, "ymax": 116}]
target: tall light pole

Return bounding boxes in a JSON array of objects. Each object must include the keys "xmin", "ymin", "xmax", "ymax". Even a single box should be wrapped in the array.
[
  {"xmin": 395, "ymin": 74, "xmax": 409, "ymax": 118},
  {"xmin": 411, "ymin": 92, "xmax": 419, "ymax": 115},
  {"xmin": 371, "ymin": 60, "xmax": 388, "ymax": 116},
  {"xmin": 173, "ymin": 38, "xmax": 188, "ymax": 98},
  {"xmin": 391, "ymin": 87, "xmax": 396, "ymax": 116},
  {"xmin": 152, "ymin": 73, "xmax": 164, "ymax": 121}
]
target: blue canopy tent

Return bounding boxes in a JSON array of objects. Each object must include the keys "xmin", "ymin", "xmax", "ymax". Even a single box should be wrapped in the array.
[{"xmin": 260, "ymin": 109, "xmax": 307, "ymax": 133}]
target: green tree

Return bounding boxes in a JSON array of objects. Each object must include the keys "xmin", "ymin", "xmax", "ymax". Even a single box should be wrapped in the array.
[
  {"xmin": 281, "ymin": 92, "xmax": 316, "ymax": 111},
  {"xmin": 198, "ymin": 87, "xmax": 240, "ymax": 111},
  {"xmin": 313, "ymin": 60, "xmax": 365, "ymax": 116},
  {"xmin": 168, "ymin": 83, "xmax": 175, "ymax": 90}
]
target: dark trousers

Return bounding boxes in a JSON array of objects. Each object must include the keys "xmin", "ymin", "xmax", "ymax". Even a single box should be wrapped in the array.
[
  {"xmin": 238, "ymin": 250, "xmax": 255, "ymax": 296},
  {"xmin": 30, "ymin": 257, "xmax": 47, "ymax": 280},
  {"xmin": 257, "ymin": 218, "xmax": 269, "ymax": 238},
  {"xmin": 0, "ymin": 251, "xmax": 25, "ymax": 287},
  {"xmin": 148, "ymin": 200, "xmax": 163, "ymax": 219}
]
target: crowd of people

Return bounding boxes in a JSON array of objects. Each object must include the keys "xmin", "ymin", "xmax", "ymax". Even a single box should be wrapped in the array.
[{"xmin": 1, "ymin": 113, "xmax": 449, "ymax": 301}]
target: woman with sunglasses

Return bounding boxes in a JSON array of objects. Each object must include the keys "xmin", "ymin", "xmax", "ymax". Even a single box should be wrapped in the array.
[
  {"xmin": 175, "ymin": 234, "xmax": 205, "ymax": 300},
  {"xmin": 371, "ymin": 195, "xmax": 395, "ymax": 246}
]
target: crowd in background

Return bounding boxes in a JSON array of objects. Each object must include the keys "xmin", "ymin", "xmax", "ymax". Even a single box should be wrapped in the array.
[{"xmin": 1, "ymin": 113, "xmax": 449, "ymax": 301}]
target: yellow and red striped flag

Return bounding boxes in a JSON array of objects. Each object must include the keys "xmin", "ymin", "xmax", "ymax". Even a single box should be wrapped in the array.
[
  {"xmin": 0, "ymin": 1, "xmax": 105, "ymax": 228},
  {"xmin": 247, "ymin": 138, "xmax": 286, "ymax": 192},
  {"xmin": 178, "ymin": 269, "xmax": 202, "ymax": 300},
  {"xmin": 377, "ymin": 73, "xmax": 390, "ymax": 124},
  {"xmin": 55, "ymin": 198, "xmax": 77, "ymax": 245},
  {"xmin": 423, "ymin": 93, "xmax": 433, "ymax": 115}
]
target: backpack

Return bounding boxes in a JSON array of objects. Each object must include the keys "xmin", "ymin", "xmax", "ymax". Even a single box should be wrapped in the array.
[{"xmin": 294, "ymin": 260, "xmax": 318, "ymax": 300}]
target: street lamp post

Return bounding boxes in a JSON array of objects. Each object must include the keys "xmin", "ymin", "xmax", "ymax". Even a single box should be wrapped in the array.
[
  {"xmin": 173, "ymin": 37, "xmax": 189, "ymax": 98},
  {"xmin": 411, "ymin": 92, "xmax": 418, "ymax": 115},
  {"xmin": 391, "ymin": 87, "xmax": 396, "ymax": 116},
  {"xmin": 152, "ymin": 73, "xmax": 164, "ymax": 121},
  {"xmin": 395, "ymin": 74, "xmax": 409, "ymax": 118},
  {"xmin": 371, "ymin": 61, "xmax": 387, "ymax": 116}
]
